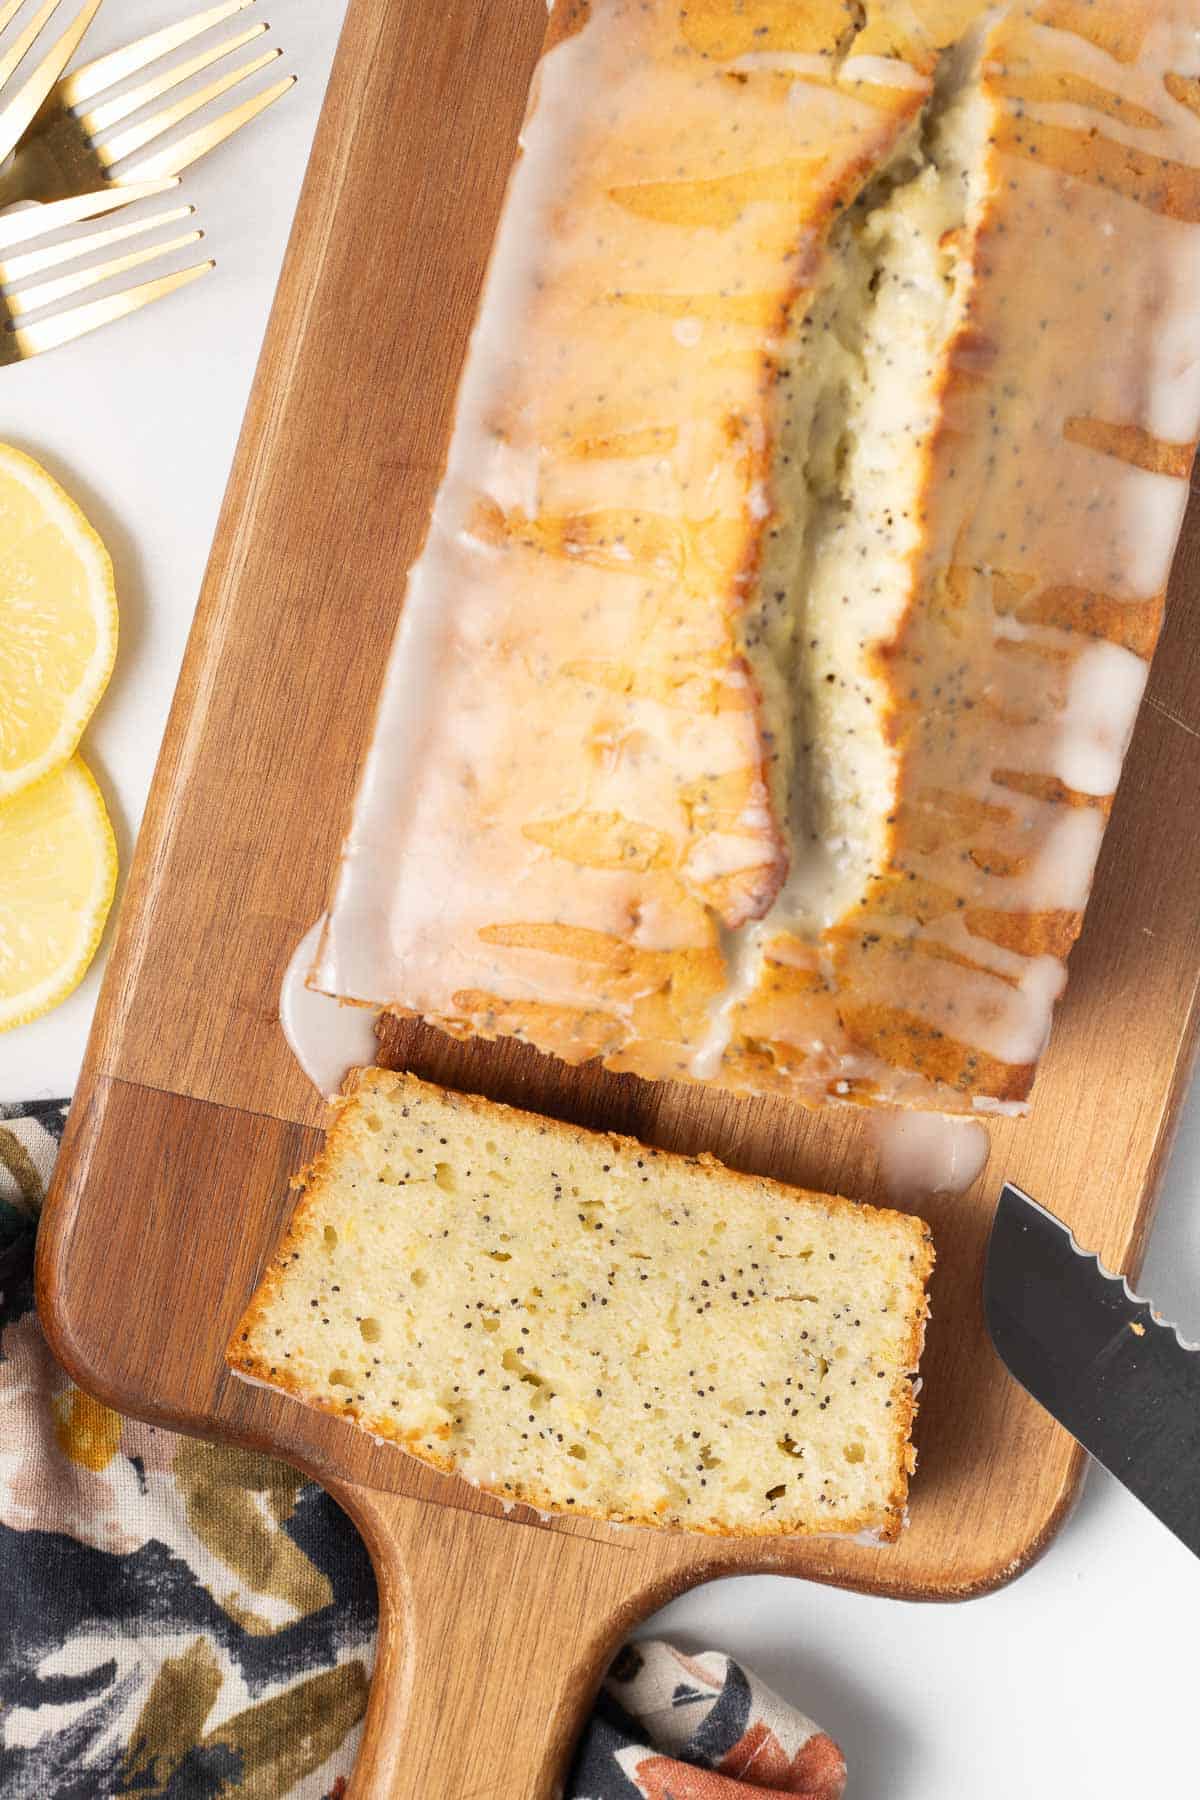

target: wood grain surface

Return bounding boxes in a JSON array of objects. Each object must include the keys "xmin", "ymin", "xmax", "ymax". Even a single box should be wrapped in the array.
[{"xmin": 37, "ymin": 0, "xmax": 1200, "ymax": 1793}]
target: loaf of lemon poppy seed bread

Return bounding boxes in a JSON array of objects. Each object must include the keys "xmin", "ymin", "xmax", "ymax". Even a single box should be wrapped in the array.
[
  {"xmin": 228, "ymin": 1071, "xmax": 934, "ymax": 1538},
  {"xmin": 313, "ymin": 0, "xmax": 1200, "ymax": 1114}
]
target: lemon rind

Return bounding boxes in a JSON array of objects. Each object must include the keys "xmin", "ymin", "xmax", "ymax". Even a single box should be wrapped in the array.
[
  {"xmin": 0, "ymin": 444, "xmax": 118, "ymax": 803},
  {"xmin": 0, "ymin": 757, "xmax": 118, "ymax": 1033}
]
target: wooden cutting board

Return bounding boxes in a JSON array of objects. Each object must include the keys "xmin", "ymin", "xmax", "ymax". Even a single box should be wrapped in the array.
[{"xmin": 38, "ymin": 0, "xmax": 1200, "ymax": 1793}]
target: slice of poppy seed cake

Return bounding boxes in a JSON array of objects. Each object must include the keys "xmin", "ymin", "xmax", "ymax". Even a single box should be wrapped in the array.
[{"xmin": 228, "ymin": 1070, "xmax": 934, "ymax": 1538}]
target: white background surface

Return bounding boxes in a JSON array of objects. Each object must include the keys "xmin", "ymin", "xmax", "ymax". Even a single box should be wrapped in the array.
[{"xmin": 1, "ymin": 4, "xmax": 1197, "ymax": 1795}]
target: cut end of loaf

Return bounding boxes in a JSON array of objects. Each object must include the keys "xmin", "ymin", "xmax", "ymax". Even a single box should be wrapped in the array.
[{"xmin": 228, "ymin": 1070, "xmax": 934, "ymax": 1539}]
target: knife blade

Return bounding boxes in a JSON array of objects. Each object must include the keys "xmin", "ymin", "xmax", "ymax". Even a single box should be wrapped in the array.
[{"xmin": 984, "ymin": 1182, "xmax": 1200, "ymax": 1559}]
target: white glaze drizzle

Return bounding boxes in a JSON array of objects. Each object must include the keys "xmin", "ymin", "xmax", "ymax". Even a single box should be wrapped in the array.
[{"xmin": 281, "ymin": 920, "xmax": 380, "ymax": 1100}]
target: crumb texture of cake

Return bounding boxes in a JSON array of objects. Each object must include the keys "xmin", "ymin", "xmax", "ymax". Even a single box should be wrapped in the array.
[
  {"xmin": 314, "ymin": 0, "xmax": 1200, "ymax": 1116},
  {"xmin": 228, "ymin": 1071, "xmax": 934, "ymax": 1538}
]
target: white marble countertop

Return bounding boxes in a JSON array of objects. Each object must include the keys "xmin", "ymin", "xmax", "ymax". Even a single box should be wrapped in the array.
[{"xmin": 2, "ymin": 3, "xmax": 1196, "ymax": 1793}]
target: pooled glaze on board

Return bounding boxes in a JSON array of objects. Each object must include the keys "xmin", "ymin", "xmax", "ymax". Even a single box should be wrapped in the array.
[
  {"xmin": 281, "ymin": 920, "xmax": 380, "ymax": 1099},
  {"xmin": 316, "ymin": 0, "xmax": 1200, "ymax": 1115},
  {"xmin": 868, "ymin": 1112, "xmax": 991, "ymax": 1205}
]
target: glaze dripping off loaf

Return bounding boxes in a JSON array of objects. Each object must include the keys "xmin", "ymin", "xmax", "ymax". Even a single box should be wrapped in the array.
[
  {"xmin": 315, "ymin": 0, "xmax": 1200, "ymax": 1113},
  {"xmin": 227, "ymin": 1070, "xmax": 933, "ymax": 1537}
]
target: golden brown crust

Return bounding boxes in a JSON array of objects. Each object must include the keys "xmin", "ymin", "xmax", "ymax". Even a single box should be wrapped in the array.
[
  {"xmin": 1031, "ymin": 0, "xmax": 1154, "ymax": 63},
  {"xmin": 678, "ymin": 0, "xmax": 869, "ymax": 63},
  {"xmin": 544, "ymin": 0, "xmax": 590, "ymax": 51},
  {"xmin": 227, "ymin": 1070, "xmax": 933, "ymax": 1539},
  {"xmin": 1165, "ymin": 73, "xmax": 1200, "ymax": 119},
  {"xmin": 852, "ymin": 0, "xmax": 984, "ymax": 65}
]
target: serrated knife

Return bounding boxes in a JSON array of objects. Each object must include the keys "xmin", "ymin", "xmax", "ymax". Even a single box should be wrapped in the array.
[{"xmin": 984, "ymin": 1182, "xmax": 1200, "ymax": 1559}]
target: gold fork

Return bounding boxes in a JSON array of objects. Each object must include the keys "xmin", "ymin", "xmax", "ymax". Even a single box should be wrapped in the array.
[
  {"xmin": 0, "ymin": 0, "xmax": 105, "ymax": 167},
  {"xmin": 0, "ymin": 181, "xmax": 213, "ymax": 363},
  {"xmin": 0, "ymin": 0, "xmax": 295, "ymax": 207}
]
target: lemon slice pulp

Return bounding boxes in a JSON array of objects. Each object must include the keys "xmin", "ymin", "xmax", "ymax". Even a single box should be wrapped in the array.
[
  {"xmin": 0, "ymin": 758, "xmax": 117, "ymax": 1033},
  {"xmin": 0, "ymin": 443, "xmax": 117, "ymax": 801}
]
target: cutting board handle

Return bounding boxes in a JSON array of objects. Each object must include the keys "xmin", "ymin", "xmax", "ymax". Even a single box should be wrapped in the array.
[{"xmin": 338, "ymin": 1484, "xmax": 669, "ymax": 1799}]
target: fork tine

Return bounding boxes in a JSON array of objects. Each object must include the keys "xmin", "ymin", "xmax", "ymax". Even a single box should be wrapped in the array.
[
  {"xmin": 79, "ymin": 21, "xmax": 268, "ymax": 135},
  {"xmin": 120, "ymin": 72, "xmax": 295, "ymax": 184},
  {"xmin": 0, "ymin": 203, "xmax": 193, "ymax": 283},
  {"xmin": 0, "ymin": 0, "xmax": 66, "ymax": 92},
  {"xmin": 0, "ymin": 0, "xmax": 27, "ymax": 36},
  {"xmin": 0, "ymin": 0, "xmax": 104, "ymax": 164},
  {"xmin": 8, "ymin": 227, "xmax": 203, "ymax": 314},
  {"xmin": 99, "ymin": 46, "xmax": 281, "ymax": 169},
  {"xmin": 0, "ymin": 179, "xmax": 180, "ymax": 250},
  {"xmin": 56, "ymin": 0, "xmax": 254, "ymax": 109},
  {"xmin": 10, "ymin": 258, "xmax": 213, "ymax": 359}
]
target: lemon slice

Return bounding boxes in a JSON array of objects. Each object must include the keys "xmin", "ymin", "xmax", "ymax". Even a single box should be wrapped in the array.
[
  {"xmin": 0, "ymin": 444, "xmax": 117, "ymax": 801},
  {"xmin": 0, "ymin": 758, "xmax": 117, "ymax": 1033}
]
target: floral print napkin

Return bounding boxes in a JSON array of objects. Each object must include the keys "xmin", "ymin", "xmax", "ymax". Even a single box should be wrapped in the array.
[
  {"xmin": 575, "ymin": 1642, "xmax": 846, "ymax": 1798},
  {"xmin": 1, "ymin": 1102, "xmax": 847, "ymax": 1799}
]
